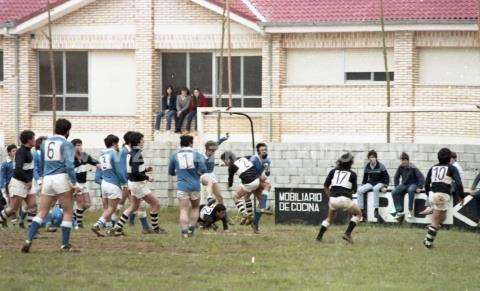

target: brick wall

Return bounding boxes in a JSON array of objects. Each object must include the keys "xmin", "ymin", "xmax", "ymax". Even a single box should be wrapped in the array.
[
  {"xmin": 1, "ymin": 1, "xmax": 480, "ymax": 146},
  {"xmin": 2, "ymin": 142, "xmax": 475, "ymax": 208}
]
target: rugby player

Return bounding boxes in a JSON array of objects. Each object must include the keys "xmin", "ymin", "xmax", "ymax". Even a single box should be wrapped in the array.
[
  {"xmin": 316, "ymin": 153, "xmax": 361, "ymax": 243},
  {"xmin": 168, "ymin": 135, "xmax": 207, "ymax": 238},
  {"xmin": 423, "ymin": 148, "xmax": 464, "ymax": 249},
  {"xmin": 22, "ymin": 119, "xmax": 80, "ymax": 253}
]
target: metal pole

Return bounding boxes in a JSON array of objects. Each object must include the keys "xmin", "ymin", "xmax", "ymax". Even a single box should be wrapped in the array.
[
  {"xmin": 226, "ymin": 0, "xmax": 233, "ymax": 109},
  {"xmin": 217, "ymin": 1, "xmax": 227, "ymax": 140},
  {"xmin": 380, "ymin": 0, "xmax": 391, "ymax": 143},
  {"xmin": 47, "ymin": 0, "xmax": 57, "ymax": 132}
]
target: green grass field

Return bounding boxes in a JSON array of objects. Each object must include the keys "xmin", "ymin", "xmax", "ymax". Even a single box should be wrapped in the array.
[{"xmin": 0, "ymin": 208, "xmax": 478, "ymax": 291}]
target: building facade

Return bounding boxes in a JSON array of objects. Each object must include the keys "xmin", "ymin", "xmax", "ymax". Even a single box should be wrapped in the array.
[{"xmin": 0, "ymin": 0, "xmax": 479, "ymax": 147}]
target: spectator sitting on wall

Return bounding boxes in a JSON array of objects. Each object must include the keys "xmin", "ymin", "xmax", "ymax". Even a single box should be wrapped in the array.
[
  {"xmin": 185, "ymin": 88, "xmax": 208, "ymax": 134},
  {"xmin": 175, "ymin": 87, "xmax": 191, "ymax": 134},
  {"xmin": 356, "ymin": 150, "xmax": 390, "ymax": 221},
  {"xmin": 155, "ymin": 85, "xmax": 177, "ymax": 132},
  {"xmin": 391, "ymin": 152, "xmax": 425, "ymax": 221}
]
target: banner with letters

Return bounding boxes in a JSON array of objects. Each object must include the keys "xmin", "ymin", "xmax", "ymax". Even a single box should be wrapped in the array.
[
  {"xmin": 275, "ymin": 187, "xmax": 479, "ymax": 231},
  {"xmin": 274, "ymin": 188, "xmax": 348, "ymax": 225}
]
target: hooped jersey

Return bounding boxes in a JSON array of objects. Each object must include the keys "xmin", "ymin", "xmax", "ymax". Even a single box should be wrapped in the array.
[
  {"xmin": 227, "ymin": 157, "xmax": 259, "ymax": 187},
  {"xmin": 324, "ymin": 168, "xmax": 358, "ymax": 198},
  {"xmin": 425, "ymin": 163, "xmax": 463, "ymax": 196}
]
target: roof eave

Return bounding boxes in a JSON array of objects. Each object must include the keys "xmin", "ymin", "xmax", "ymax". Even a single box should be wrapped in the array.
[
  {"xmin": 8, "ymin": 0, "xmax": 97, "ymax": 35},
  {"xmin": 262, "ymin": 20, "xmax": 478, "ymax": 33}
]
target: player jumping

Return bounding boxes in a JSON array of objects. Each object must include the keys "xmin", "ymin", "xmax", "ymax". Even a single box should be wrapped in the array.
[
  {"xmin": 221, "ymin": 151, "xmax": 264, "ymax": 234},
  {"xmin": 316, "ymin": 153, "xmax": 361, "ymax": 244}
]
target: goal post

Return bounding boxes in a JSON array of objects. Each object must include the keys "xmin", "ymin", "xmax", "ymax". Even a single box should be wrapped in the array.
[{"xmin": 197, "ymin": 105, "xmax": 480, "ymax": 144}]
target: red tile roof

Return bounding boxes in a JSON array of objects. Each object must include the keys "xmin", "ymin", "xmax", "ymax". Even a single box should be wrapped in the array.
[
  {"xmin": 206, "ymin": 0, "xmax": 259, "ymax": 22},
  {"xmin": 0, "ymin": 0, "xmax": 66, "ymax": 25},
  {"xmin": 0, "ymin": 0, "xmax": 477, "ymax": 27},
  {"xmin": 250, "ymin": 0, "xmax": 478, "ymax": 24}
]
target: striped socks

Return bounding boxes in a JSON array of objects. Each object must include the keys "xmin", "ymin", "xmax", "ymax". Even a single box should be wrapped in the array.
[
  {"xmin": 115, "ymin": 213, "xmax": 129, "ymax": 230},
  {"xmin": 75, "ymin": 208, "xmax": 86, "ymax": 227},
  {"xmin": 245, "ymin": 199, "xmax": 253, "ymax": 217},
  {"xmin": 424, "ymin": 225, "xmax": 438, "ymax": 248},
  {"xmin": 27, "ymin": 211, "xmax": 36, "ymax": 228},
  {"xmin": 150, "ymin": 212, "xmax": 159, "ymax": 230}
]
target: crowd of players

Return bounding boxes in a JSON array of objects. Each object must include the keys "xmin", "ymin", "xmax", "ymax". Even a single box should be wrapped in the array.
[
  {"xmin": 0, "ymin": 117, "xmax": 475, "ymax": 252},
  {"xmin": 0, "ymin": 118, "xmax": 273, "ymax": 252}
]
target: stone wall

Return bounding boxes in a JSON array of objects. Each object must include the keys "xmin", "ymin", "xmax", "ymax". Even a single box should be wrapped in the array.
[{"xmin": 2, "ymin": 142, "xmax": 478, "ymax": 209}]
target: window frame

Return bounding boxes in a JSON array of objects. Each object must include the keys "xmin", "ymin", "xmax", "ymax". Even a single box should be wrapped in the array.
[
  {"xmin": 160, "ymin": 51, "xmax": 262, "ymax": 108},
  {"xmin": 38, "ymin": 50, "xmax": 90, "ymax": 113}
]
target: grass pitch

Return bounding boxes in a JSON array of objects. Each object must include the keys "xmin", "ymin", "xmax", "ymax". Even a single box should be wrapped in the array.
[{"xmin": 0, "ymin": 208, "xmax": 478, "ymax": 291}]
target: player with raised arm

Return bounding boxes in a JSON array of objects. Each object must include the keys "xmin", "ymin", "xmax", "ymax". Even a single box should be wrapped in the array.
[
  {"xmin": 423, "ymin": 148, "xmax": 464, "ymax": 249},
  {"xmin": 113, "ymin": 132, "xmax": 167, "ymax": 235},
  {"xmin": 71, "ymin": 139, "xmax": 100, "ymax": 228},
  {"xmin": 168, "ymin": 135, "xmax": 207, "ymax": 238},
  {"xmin": 0, "ymin": 131, "xmax": 37, "ymax": 228},
  {"xmin": 316, "ymin": 153, "xmax": 361, "ymax": 243},
  {"xmin": 221, "ymin": 151, "xmax": 264, "ymax": 234},
  {"xmin": 91, "ymin": 134, "xmax": 127, "ymax": 237},
  {"xmin": 22, "ymin": 119, "xmax": 80, "ymax": 253},
  {"xmin": 200, "ymin": 137, "xmax": 228, "ymax": 204}
]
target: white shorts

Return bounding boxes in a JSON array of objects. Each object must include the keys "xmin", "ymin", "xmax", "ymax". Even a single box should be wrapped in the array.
[
  {"xmin": 42, "ymin": 173, "xmax": 73, "ymax": 196},
  {"xmin": 430, "ymin": 192, "xmax": 450, "ymax": 211},
  {"xmin": 177, "ymin": 190, "xmax": 200, "ymax": 200},
  {"xmin": 8, "ymin": 178, "xmax": 32, "ymax": 198},
  {"xmin": 128, "ymin": 181, "xmax": 151, "ymax": 199},
  {"xmin": 241, "ymin": 178, "xmax": 260, "ymax": 193},
  {"xmin": 30, "ymin": 179, "xmax": 41, "ymax": 195},
  {"xmin": 329, "ymin": 196, "xmax": 354, "ymax": 211},
  {"xmin": 200, "ymin": 173, "xmax": 218, "ymax": 186},
  {"xmin": 75, "ymin": 183, "xmax": 89, "ymax": 196},
  {"xmin": 101, "ymin": 181, "xmax": 122, "ymax": 200}
]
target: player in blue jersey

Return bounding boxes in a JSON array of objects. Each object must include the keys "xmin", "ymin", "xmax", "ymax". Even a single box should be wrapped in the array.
[
  {"xmin": 91, "ymin": 134, "xmax": 127, "ymax": 237},
  {"xmin": 22, "ymin": 119, "xmax": 80, "ymax": 253},
  {"xmin": 0, "ymin": 144, "xmax": 17, "ymax": 213},
  {"xmin": 169, "ymin": 135, "xmax": 207, "ymax": 237}
]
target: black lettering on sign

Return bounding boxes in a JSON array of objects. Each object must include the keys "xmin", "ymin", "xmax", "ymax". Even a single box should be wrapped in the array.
[{"xmin": 275, "ymin": 188, "xmax": 348, "ymax": 225}]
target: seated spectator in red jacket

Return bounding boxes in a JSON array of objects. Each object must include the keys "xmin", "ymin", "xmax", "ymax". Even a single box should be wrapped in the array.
[{"xmin": 185, "ymin": 88, "xmax": 208, "ymax": 133}]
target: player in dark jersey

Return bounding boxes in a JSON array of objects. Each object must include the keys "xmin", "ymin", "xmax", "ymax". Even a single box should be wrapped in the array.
[
  {"xmin": 198, "ymin": 201, "xmax": 228, "ymax": 231},
  {"xmin": 0, "ymin": 131, "xmax": 36, "ymax": 228},
  {"xmin": 71, "ymin": 139, "xmax": 100, "ymax": 228},
  {"xmin": 221, "ymin": 151, "xmax": 263, "ymax": 234},
  {"xmin": 423, "ymin": 148, "xmax": 464, "ymax": 249},
  {"xmin": 316, "ymin": 153, "xmax": 361, "ymax": 244}
]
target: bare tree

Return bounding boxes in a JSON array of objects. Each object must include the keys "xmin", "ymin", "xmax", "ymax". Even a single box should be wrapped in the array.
[
  {"xmin": 380, "ymin": 0, "xmax": 391, "ymax": 143},
  {"xmin": 47, "ymin": 0, "xmax": 57, "ymax": 132}
]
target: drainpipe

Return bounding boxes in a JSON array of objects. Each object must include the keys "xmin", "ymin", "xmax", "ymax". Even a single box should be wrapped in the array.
[
  {"xmin": 268, "ymin": 34, "xmax": 273, "ymax": 141},
  {"xmin": 15, "ymin": 35, "xmax": 20, "ymax": 144}
]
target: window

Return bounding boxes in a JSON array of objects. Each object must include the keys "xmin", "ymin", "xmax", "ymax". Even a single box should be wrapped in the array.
[
  {"xmin": 419, "ymin": 48, "xmax": 480, "ymax": 85},
  {"xmin": 287, "ymin": 48, "xmax": 394, "ymax": 85},
  {"xmin": 161, "ymin": 52, "xmax": 262, "ymax": 108},
  {"xmin": 0, "ymin": 50, "xmax": 3, "ymax": 83},
  {"xmin": 39, "ymin": 51, "xmax": 89, "ymax": 111},
  {"xmin": 345, "ymin": 72, "xmax": 394, "ymax": 82},
  {"xmin": 216, "ymin": 56, "xmax": 262, "ymax": 108}
]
